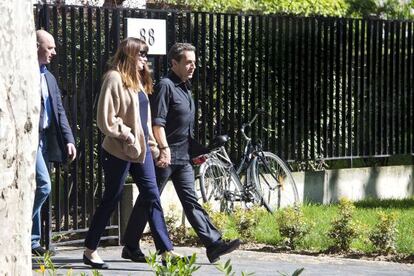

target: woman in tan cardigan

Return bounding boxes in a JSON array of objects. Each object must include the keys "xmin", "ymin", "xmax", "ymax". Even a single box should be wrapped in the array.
[{"xmin": 83, "ymin": 38, "xmax": 183, "ymax": 269}]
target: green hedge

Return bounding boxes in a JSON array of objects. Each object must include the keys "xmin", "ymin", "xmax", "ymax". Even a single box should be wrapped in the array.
[{"xmin": 148, "ymin": 0, "xmax": 414, "ymax": 19}]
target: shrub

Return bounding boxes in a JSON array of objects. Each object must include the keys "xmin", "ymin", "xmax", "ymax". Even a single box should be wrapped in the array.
[
  {"xmin": 216, "ymin": 259, "xmax": 255, "ymax": 276},
  {"xmin": 146, "ymin": 251, "xmax": 200, "ymax": 276},
  {"xmin": 232, "ymin": 206, "xmax": 265, "ymax": 240},
  {"xmin": 203, "ymin": 202, "xmax": 229, "ymax": 232},
  {"xmin": 164, "ymin": 204, "xmax": 181, "ymax": 231},
  {"xmin": 369, "ymin": 211, "xmax": 398, "ymax": 254},
  {"xmin": 163, "ymin": 205, "xmax": 199, "ymax": 245},
  {"xmin": 34, "ymin": 251, "xmax": 103, "ymax": 275},
  {"xmin": 276, "ymin": 206, "xmax": 310, "ymax": 249},
  {"xmin": 277, "ymin": 268, "xmax": 305, "ymax": 276},
  {"xmin": 327, "ymin": 198, "xmax": 359, "ymax": 252}
]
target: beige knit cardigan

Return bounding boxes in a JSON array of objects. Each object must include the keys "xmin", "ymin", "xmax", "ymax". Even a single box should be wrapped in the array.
[{"xmin": 97, "ymin": 70, "xmax": 159, "ymax": 163}]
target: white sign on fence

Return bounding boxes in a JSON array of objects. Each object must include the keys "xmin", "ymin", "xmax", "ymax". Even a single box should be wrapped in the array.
[{"xmin": 126, "ymin": 18, "xmax": 166, "ymax": 55}]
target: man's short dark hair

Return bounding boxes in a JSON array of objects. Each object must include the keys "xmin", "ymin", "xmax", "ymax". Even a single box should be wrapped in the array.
[{"xmin": 168, "ymin": 43, "xmax": 196, "ymax": 65}]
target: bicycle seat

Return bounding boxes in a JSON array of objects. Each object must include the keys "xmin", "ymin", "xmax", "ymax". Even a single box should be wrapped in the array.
[{"xmin": 208, "ymin": 135, "xmax": 230, "ymax": 150}]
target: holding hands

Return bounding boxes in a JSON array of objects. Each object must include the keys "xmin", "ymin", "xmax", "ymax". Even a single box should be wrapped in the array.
[{"xmin": 156, "ymin": 147, "xmax": 170, "ymax": 168}]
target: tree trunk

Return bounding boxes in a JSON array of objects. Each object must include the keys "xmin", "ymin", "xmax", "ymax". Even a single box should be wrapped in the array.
[{"xmin": 0, "ymin": 0, "xmax": 39, "ymax": 275}]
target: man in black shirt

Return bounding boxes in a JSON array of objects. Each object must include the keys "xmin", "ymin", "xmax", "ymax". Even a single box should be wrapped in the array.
[{"xmin": 128, "ymin": 43, "xmax": 240, "ymax": 263}]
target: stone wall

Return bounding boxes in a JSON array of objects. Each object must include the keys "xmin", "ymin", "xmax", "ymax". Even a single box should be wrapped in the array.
[{"xmin": 298, "ymin": 165, "xmax": 414, "ymax": 204}]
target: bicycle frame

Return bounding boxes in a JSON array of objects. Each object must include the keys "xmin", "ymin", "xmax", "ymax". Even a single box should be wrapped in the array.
[
  {"xmin": 199, "ymin": 109, "xmax": 298, "ymax": 212},
  {"xmin": 203, "ymin": 143, "xmax": 257, "ymax": 202},
  {"xmin": 239, "ymin": 110, "xmax": 285, "ymax": 189},
  {"xmin": 202, "ymin": 110, "xmax": 275, "ymax": 184},
  {"xmin": 235, "ymin": 110, "xmax": 266, "ymax": 174}
]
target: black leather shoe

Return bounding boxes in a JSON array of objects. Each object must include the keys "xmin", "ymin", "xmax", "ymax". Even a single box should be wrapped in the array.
[
  {"xmin": 206, "ymin": 239, "xmax": 241, "ymax": 263},
  {"xmin": 32, "ymin": 246, "xmax": 55, "ymax": 257},
  {"xmin": 121, "ymin": 246, "xmax": 146, "ymax": 263},
  {"xmin": 83, "ymin": 254, "xmax": 109, "ymax": 269}
]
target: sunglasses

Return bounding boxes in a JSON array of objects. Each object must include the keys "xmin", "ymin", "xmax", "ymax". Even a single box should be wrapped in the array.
[{"xmin": 139, "ymin": 51, "xmax": 148, "ymax": 58}]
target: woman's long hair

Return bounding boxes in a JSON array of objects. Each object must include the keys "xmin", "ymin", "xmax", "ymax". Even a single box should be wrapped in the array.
[{"xmin": 109, "ymin": 37, "xmax": 153, "ymax": 94}]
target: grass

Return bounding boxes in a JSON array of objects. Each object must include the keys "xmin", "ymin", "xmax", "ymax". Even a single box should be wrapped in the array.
[{"xmin": 213, "ymin": 198, "xmax": 414, "ymax": 254}]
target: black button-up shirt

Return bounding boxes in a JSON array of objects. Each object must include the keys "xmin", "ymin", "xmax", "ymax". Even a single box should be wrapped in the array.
[{"xmin": 151, "ymin": 71, "xmax": 195, "ymax": 164}]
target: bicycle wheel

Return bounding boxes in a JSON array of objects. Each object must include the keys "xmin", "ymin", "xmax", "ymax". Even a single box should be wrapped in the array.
[
  {"xmin": 250, "ymin": 152, "xmax": 299, "ymax": 212},
  {"xmin": 199, "ymin": 159, "xmax": 241, "ymax": 213}
]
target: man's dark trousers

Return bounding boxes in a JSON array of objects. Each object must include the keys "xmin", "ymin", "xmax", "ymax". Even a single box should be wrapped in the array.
[
  {"xmin": 139, "ymin": 162, "xmax": 222, "ymax": 248},
  {"xmin": 133, "ymin": 162, "xmax": 222, "ymax": 248}
]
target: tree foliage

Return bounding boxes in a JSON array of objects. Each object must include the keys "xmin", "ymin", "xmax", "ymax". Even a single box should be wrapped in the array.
[
  {"xmin": 346, "ymin": 0, "xmax": 414, "ymax": 19},
  {"xmin": 149, "ymin": 0, "xmax": 348, "ymax": 16},
  {"xmin": 148, "ymin": 0, "xmax": 414, "ymax": 19},
  {"xmin": 260, "ymin": 0, "xmax": 348, "ymax": 16}
]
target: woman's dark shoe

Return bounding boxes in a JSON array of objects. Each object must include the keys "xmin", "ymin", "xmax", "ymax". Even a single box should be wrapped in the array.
[
  {"xmin": 121, "ymin": 246, "xmax": 146, "ymax": 263},
  {"xmin": 83, "ymin": 254, "xmax": 109, "ymax": 269}
]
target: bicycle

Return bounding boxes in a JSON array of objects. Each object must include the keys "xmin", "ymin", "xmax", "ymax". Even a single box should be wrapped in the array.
[{"xmin": 193, "ymin": 109, "xmax": 299, "ymax": 213}]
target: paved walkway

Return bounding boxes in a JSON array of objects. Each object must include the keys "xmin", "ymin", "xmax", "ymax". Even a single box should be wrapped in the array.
[{"xmin": 33, "ymin": 244, "xmax": 414, "ymax": 275}]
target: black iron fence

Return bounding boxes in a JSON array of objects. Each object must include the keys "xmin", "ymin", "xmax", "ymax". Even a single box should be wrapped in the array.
[{"xmin": 34, "ymin": 4, "xmax": 414, "ymax": 247}]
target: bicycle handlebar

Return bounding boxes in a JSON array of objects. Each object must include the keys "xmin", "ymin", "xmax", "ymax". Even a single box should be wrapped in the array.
[{"xmin": 240, "ymin": 109, "xmax": 268, "ymax": 141}]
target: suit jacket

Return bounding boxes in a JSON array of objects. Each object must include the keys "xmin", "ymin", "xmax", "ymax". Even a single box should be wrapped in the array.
[{"xmin": 39, "ymin": 70, "xmax": 75, "ymax": 163}]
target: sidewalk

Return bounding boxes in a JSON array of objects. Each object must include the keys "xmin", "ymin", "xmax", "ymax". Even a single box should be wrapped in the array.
[{"xmin": 33, "ymin": 244, "xmax": 414, "ymax": 275}]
